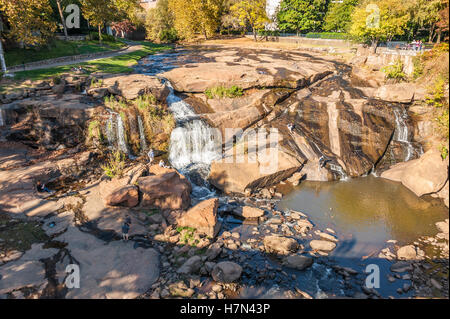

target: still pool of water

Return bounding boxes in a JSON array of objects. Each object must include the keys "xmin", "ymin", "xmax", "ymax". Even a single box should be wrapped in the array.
[{"xmin": 278, "ymin": 176, "xmax": 448, "ymax": 259}]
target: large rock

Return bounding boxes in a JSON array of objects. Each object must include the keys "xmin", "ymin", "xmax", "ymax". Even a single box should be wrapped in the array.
[
  {"xmin": 176, "ymin": 198, "xmax": 220, "ymax": 238},
  {"xmin": 283, "ymin": 255, "xmax": 314, "ymax": 270},
  {"xmin": 373, "ymin": 83, "xmax": 416, "ymax": 103},
  {"xmin": 211, "ymin": 261, "xmax": 242, "ymax": 283},
  {"xmin": 381, "ymin": 149, "xmax": 449, "ymax": 197},
  {"xmin": 397, "ymin": 245, "xmax": 417, "ymax": 260},
  {"xmin": 104, "ymin": 185, "xmax": 139, "ymax": 208},
  {"xmin": 138, "ymin": 170, "xmax": 191, "ymax": 211},
  {"xmin": 263, "ymin": 235, "xmax": 299, "ymax": 255},
  {"xmin": 177, "ymin": 256, "xmax": 203, "ymax": 275},
  {"xmin": 242, "ymin": 206, "xmax": 265, "ymax": 218},
  {"xmin": 101, "ymin": 74, "xmax": 170, "ymax": 101},
  {"xmin": 163, "ymin": 48, "xmax": 333, "ymax": 93},
  {"xmin": 209, "ymin": 130, "xmax": 305, "ymax": 194},
  {"xmin": 310, "ymin": 240, "xmax": 336, "ymax": 252}
]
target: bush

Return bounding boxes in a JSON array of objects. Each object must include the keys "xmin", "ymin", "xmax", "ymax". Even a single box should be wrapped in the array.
[
  {"xmin": 257, "ymin": 30, "xmax": 280, "ymax": 37},
  {"xmin": 101, "ymin": 150, "xmax": 125, "ymax": 178},
  {"xmin": 89, "ymin": 32, "xmax": 117, "ymax": 43},
  {"xmin": 381, "ymin": 59, "xmax": 406, "ymax": 82},
  {"xmin": 205, "ymin": 85, "xmax": 244, "ymax": 99}
]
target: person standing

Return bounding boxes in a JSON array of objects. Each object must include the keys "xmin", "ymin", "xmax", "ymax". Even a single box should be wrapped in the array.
[
  {"xmin": 122, "ymin": 222, "xmax": 130, "ymax": 241},
  {"xmin": 148, "ymin": 148, "xmax": 154, "ymax": 164}
]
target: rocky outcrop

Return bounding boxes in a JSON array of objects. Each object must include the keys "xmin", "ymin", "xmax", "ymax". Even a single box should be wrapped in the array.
[
  {"xmin": 176, "ymin": 198, "xmax": 220, "ymax": 238},
  {"xmin": 138, "ymin": 170, "xmax": 191, "ymax": 211},
  {"xmin": 381, "ymin": 149, "xmax": 449, "ymax": 199},
  {"xmin": 163, "ymin": 48, "xmax": 334, "ymax": 93},
  {"xmin": 310, "ymin": 240, "xmax": 336, "ymax": 252},
  {"xmin": 99, "ymin": 74, "xmax": 170, "ymax": 101}
]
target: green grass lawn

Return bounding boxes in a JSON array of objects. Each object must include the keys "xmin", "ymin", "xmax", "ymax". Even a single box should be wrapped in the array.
[
  {"xmin": 5, "ymin": 38, "xmax": 126, "ymax": 67},
  {"xmin": 11, "ymin": 41, "xmax": 173, "ymax": 81}
]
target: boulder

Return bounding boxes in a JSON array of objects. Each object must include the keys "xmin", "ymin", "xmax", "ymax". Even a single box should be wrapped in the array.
[
  {"xmin": 102, "ymin": 74, "xmax": 170, "ymax": 101},
  {"xmin": 176, "ymin": 198, "xmax": 220, "ymax": 238},
  {"xmin": 138, "ymin": 171, "xmax": 191, "ymax": 211},
  {"xmin": 283, "ymin": 255, "xmax": 314, "ymax": 270},
  {"xmin": 104, "ymin": 185, "xmax": 139, "ymax": 208},
  {"xmin": 397, "ymin": 245, "xmax": 417, "ymax": 260},
  {"xmin": 381, "ymin": 149, "xmax": 449, "ymax": 197},
  {"xmin": 373, "ymin": 83, "xmax": 416, "ymax": 103},
  {"xmin": 177, "ymin": 256, "xmax": 203, "ymax": 275},
  {"xmin": 211, "ymin": 262, "xmax": 242, "ymax": 283},
  {"xmin": 310, "ymin": 240, "xmax": 336, "ymax": 252},
  {"xmin": 242, "ymin": 206, "xmax": 265, "ymax": 218},
  {"xmin": 263, "ymin": 235, "xmax": 299, "ymax": 255}
]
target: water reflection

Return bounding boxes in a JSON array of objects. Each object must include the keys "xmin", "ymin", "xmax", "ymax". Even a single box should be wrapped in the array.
[{"xmin": 279, "ymin": 176, "xmax": 448, "ymax": 258}]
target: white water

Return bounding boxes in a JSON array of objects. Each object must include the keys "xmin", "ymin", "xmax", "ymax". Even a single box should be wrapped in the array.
[
  {"xmin": 137, "ymin": 115, "xmax": 148, "ymax": 152},
  {"xmin": 166, "ymin": 83, "xmax": 221, "ymax": 170},
  {"xmin": 0, "ymin": 109, "xmax": 4, "ymax": 127},
  {"xmin": 105, "ymin": 113, "xmax": 115, "ymax": 148},
  {"xmin": 393, "ymin": 108, "xmax": 415, "ymax": 162},
  {"xmin": 116, "ymin": 115, "xmax": 128, "ymax": 154}
]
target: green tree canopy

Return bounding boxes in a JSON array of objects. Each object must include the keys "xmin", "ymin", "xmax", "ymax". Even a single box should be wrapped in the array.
[
  {"xmin": 324, "ymin": 0, "xmax": 358, "ymax": 32},
  {"xmin": 276, "ymin": 0, "xmax": 328, "ymax": 34},
  {"xmin": 230, "ymin": 0, "xmax": 269, "ymax": 41}
]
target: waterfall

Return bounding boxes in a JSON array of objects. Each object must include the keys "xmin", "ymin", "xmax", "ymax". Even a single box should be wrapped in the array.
[
  {"xmin": 166, "ymin": 83, "xmax": 221, "ymax": 170},
  {"xmin": 393, "ymin": 107, "xmax": 414, "ymax": 162},
  {"xmin": 137, "ymin": 115, "xmax": 148, "ymax": 152},
  {"xmin": 329, "ymin": 163, "xmax": 348, "ymax": 181},
  {"xmin": 0, "ymin": 109, "xmax": 4, "ymax": 127},
  {"xmin": 105, "ymin": 113, "xmax": 116, "ymax": 148},
  {"xmin": 116, "ymin": 114, "xmax": 128, "ymax": 154}
]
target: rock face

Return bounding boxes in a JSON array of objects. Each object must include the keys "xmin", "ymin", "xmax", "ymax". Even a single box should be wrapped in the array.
[
  {"xmin": 138, "ymin": 171, "xmax": 191, "ymax": 211},
  {"xmin": 100, "ymin": 74, "xmax": 170, "ymax": 101},
  {"xmin": 263, "ymin": 235, "xmax": 299, "ymax": 255},
  {"xmin": 163, "ymin": 48, "xmax": 334, "ymax": 93},
  {"xmin": 211, "ymin": 261, "xmax": 243, "ymax": 283},
  {"xmin": 373, "ymin": 83, "xmax": 416, "ymax": 103},
  {"xmin": 104, "ymin": 185, "xmax": 139, "ymax": 208},
  {"xmin": 310, "ymin": 240, "xmax": 336, "ymax": 252},
  {"xmin": 176, "ymin": 198, "xmax": 220, "ymax": 238},
  {"xmin": 381, "ymin": 149, "xmax": 449, "ymax": 197},
  {"xmin": 283, "ymin": 255, "xmax": 314, "ymax": 270}
]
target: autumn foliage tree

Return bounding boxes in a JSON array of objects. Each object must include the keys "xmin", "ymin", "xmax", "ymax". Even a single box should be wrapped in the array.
[
  {"xmin": 0, "ymin": 0, "xmax": 57, "ymax": 46},
  {"xmin": 230, "ymin": 0, "xmax": 269, "ymax": 41}
]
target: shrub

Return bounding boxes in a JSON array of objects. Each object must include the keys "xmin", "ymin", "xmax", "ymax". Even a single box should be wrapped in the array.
[
  {"xmin": 104, "ymin": 95, "xmax": 127, "ymax": 110},
  {"xmin": 381, "ymin": 59, "xmax": 406, "ymax": 82},
  {"xmin": 101, "ymin": 150, "xmax": 125, "ymax": 178},
  {"xmin": 305, "ymin": 32, "xmax": 349, "ymax": 40},
  {"xmin": 89, "ymin": 32, "xmax": 117, "ymax": 43},
  {"xmin": 133, "ymin": 94, "xmax": 157, "ymax": 110},
  {"xmin": 88, "ymin": 120, "xmax": 101, "ymax": 140},
  {"xmin": 205, "ymin": 85, "xmax": 244, "ymax": 99}
]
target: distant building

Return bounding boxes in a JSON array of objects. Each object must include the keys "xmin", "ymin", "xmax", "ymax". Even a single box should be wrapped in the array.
[{"xmin": 140, "ymin": 0, "xmax": 157, "ymax": 10}]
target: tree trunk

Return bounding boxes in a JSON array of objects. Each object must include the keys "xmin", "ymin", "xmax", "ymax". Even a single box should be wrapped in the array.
[
  {"xmin": 429, "ymin": 23, "xmax": 435, "ymax": 43},
  {"xmin": 0, "ymin": 39, "xmax": 7, "ymax": 74},
  {"xmin": 370, "ymin": 38, "xmax": 378, "ymax": 53},
  {"xmin": 253, "ymin": 26, "xmax": 257, "ymax": 41},
  {"xmin": 56, "ymin": 0, "xmax": 69, "ymax": 41},
  {"xmin": 437, "ymin": 30, "xmax": 442, "ymax": 43},
  {"xmin": 98, "ymin": 25, "xmax": 102, "ymax": 44}
]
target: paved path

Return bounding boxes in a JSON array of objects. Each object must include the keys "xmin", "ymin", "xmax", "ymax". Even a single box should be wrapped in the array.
[{"xmin": 9, "ymin": 43, "xmax": 143, "ymax": 73}]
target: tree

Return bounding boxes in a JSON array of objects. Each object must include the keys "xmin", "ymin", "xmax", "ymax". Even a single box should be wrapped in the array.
[
  {"xmin": 324, "ymin": 0, "xmax": 358, "ymax": 32},
  {"xmin": 276, "ymin": 0, "xmax": 328, "ymax": 35},
  {"xmin": 436, "ymin": 0, "xmax": 449, "ymax": 42},
  {"xmin": 169, "ymin": 0, "xmax": 222, "ymax": 40},
  {"xmin": 80, "ymin": 0, "xmax": 139, "ymax": 43},
  {"xmin": 0, "ymin": 0, "xmax": 57, "ymax": 46},
  {"xmin": 111, "ymin": 20, "xmax": 136, "ymax": 38},
  {"xmin": 56, "ymin": 0, "xmax": 69, "ymax": 40},
  {"xmin": 230, "ymin": 0, "xmax": 269, "ymax": 41},
  {"xmin": 0, "ymin": 15, "xmax": 6, "ymax": 74},
  {"xmin": 146, "ymin": 0, "xmax": 177, "ymax": 42},
  {"xmin": 349, "ymin": 0, "xmax": 409, "ymax": 52}
]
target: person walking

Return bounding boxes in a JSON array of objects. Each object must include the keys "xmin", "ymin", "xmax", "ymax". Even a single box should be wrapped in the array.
[
  {"xmin": 122, "ymin": 222, "xmax": 130, "ymax": 241},
  {"xmin": 148, "ymin": 148, "xmax": 154, "ymax": 164}
]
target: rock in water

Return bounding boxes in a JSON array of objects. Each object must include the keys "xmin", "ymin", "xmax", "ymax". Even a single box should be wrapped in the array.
[
  {"xmin": 242, "ymin": 206, "xmax": 265, "ymax": 218},
  {"xmin": 177, "ymin": 198, "xmax": 220, "ymax": 238},
  {"xmin": 264, "ymin": 235, "xmax": 299, "ymax": 255},
  {"xmin": 138, "ymin": 171, "xmax": 191, "ymax": 211},
  {"xmin": 310, "ymin": 240, "xmax": 336, "ymax": 252},
  {"xmin": 211, "ymin": 262, "xmax": 242, "ymax": 283},
  {"xmin": 283, "ymin": 255, "xmax": 314, "ymax": 270},
  {"xmin": 396, "ymin": 245, "xmax": 417, "ymax": 260}
]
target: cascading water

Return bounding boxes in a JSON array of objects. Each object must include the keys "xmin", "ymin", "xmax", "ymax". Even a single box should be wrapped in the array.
[
  {"xmin": 165, "ymin": 82, "xmax": 221, "ymax": 199},
  {"xmin": 393, "ymin": 107, "xmax": 415, "ymax": 162},
  {"xmin": 104, "ymin": 111, "xmax": 128, "ymax": 154},
  {"xmin": 105, "ymin": 113, "xmax": 116, "ymax": 148},
  {"xmin": 0, "ymin": 109, "xmax": 4, "ymax": 127},
  {"xmin": 137, "ymin": 115, "xmax": 148, "ymax": 152}
]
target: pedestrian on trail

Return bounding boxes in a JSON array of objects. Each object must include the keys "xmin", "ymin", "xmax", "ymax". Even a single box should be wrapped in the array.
[
  {"xmin": 287, "ymin": 123, "xmax": 295, "ymax": 133},
  {"xmin": 122, "ymin": 222, "xmax": 130, "ymax": 241}
]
